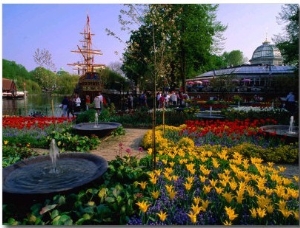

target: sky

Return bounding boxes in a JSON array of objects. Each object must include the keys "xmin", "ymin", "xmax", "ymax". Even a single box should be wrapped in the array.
[{"xmin": 1, "ymin": 1, "xmax": 296, "ymax": 74}]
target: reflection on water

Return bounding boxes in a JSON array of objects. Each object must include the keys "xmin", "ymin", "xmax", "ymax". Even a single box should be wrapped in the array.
[{"xmin": 2, "ymin": 94, "xmax": 64, "ymax": 117}]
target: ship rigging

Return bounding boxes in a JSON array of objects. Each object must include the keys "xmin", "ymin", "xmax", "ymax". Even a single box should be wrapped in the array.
[
  {"xmin": 68, "ymin": 15, "xmax": 106, "ymax": 97},
  {"xmin": 68, "ymin": 15, "xmax": 105, "ymax": 75}
]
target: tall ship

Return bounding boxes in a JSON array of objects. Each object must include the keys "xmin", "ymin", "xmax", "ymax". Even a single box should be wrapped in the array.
[{"xmin": 68, "ymin": 15, "xmax": 105, "ymax": 99}]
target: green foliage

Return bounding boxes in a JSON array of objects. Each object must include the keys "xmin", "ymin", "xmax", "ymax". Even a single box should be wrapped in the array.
[
  {"xmin": 222, "ymin": 50, "xmax": 245, "ymax": 66},
  {"xmin": 274, "ymin": 4, "xmax": 299, "ymax": 67},
  {"xmin": 75, "ymin": 109, "xmax": 97, "ymax": 124},
  {"xmin": 2, "ymin": 59, "xmax": 31, "ymax": 80},
  {"xmin": 122, "ymin": 4, "xmax": 227, "ymax": 91},
  {"xmin": 3, "ymin": 155, "xmax": 152, "ymax": 225},
  {"xmin": 111, "ymin": 126, "xmax": 126, "ymax": 137},
  {"xmin": 221, "ymin": 108, "xmax": 291, "ymax": 124},
  {"xmin": 55, "ymin": 73, "xmax": 79, "ymax": 95},
  {"xmin": 2, "ymin": 143, "xmax": 40, "ymax": 168},
  {"xmin": 47, "ymin": 127, "xmax": 100, "ymax": 152},
  {"xmin": 31, "ymin": 67, "xmax": 57, "ymax": 92}
]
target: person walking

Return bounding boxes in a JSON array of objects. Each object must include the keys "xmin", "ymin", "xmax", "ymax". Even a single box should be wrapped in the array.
[
  {"xmin": 94, "ymin": 92, "xmax": 103, "ymax": 115},
  {"xmin": 170, "ymin": 91, "xmax": 177, "ymax": 105},
  {"xmin": 61, "ymin": 96, "xmax": 69, "ymax": 117},
  {"xmin": 85, "ymin": 95, "xmax": 90, "ymax": 111},
  {"xmin": 285, "ymin": 91, "xmax": 296, "ymax": 113},
  {"xmin": 67, "ymin": 96, "xmax": 75, "ymax": 118},
  {"xmin": 74, "ymin": 94, "xmax": 81, "ymax": 113}
]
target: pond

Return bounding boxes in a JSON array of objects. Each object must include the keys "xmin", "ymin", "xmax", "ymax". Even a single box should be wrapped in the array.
[{"xmin": 2, "ymin": 94, "xmax": 64, "ymax": 117}]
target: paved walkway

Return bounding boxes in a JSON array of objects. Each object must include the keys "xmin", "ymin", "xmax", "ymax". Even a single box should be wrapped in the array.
[{"xmin": 89, "ymin": 128, "xmax": 149, "ymax": 161}]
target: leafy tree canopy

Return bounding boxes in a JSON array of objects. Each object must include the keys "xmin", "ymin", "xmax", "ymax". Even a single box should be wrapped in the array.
[{"xmin": 273, "ymin": 4, "xmax": 299, "ymax": 67}]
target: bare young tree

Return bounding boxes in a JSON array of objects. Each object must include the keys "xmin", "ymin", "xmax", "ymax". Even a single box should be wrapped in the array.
[{"xmin": 33, "ymin": 48, "xmax": 55, "ymax": 71}]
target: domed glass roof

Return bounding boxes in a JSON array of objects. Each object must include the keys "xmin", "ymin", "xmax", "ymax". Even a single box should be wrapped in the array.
[{"xmin": 250, "ymin": 39, "xmax": 283, "ymax": 65}]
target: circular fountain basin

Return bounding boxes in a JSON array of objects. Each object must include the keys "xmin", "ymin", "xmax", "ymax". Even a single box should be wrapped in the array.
[
  {"xmin": 195, "ymin": 112, "xmax": 225, "ymax": 120},
  {"xmin": 3, "ymin": 152, "xmax": 108, "ymax": 195},
  {"xmin": 72, "ymin": 122, "xmax": 122, "ymax": 137},
  {"xmin": 260, "ymin": 125, "xmax": 299, "ymax": 137},
  {"xmin": 260, "ymin": 125, "xmax": 299, "ymax": 144}
]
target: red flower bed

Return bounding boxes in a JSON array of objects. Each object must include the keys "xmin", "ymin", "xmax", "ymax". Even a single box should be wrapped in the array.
[
  {"xmin": 2, "ymin": 116, "xmax": 73, "ymax": 129},
  {"xmin": 182, "ymin": 118, "xmax": 278, "ymax": 138}
]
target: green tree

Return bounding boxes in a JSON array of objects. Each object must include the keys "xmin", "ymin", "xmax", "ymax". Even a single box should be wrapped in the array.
[
  {"xmin": 273, "ymin": 4, "xmax": 299, "ymax": 67},
  {"xmin": 121, "ymin": 4, "xmax": 227, "ymax": 92},
  {"xmin": 2, "ymin": 59, "xmax": 31, "ymax": 80},
  {"xmin": 222, "ymin": 50, "xmax": 245, "ymax": 67},
  {"xmin": 31, "ymin": 67, "xmax": 57, "ymax": 93},
  {"xmin": 55, "ymin": 72, "xmax": 79, "ymax": 95},
  {"xmin": 100, "ymin": 67, "xmax": 129, "ymax": 92}
]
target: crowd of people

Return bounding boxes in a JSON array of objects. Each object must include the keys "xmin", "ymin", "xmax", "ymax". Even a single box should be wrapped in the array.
[
  {"xmin": 156, "ymin": 91, "xmax": 189, "ymax": 108},
  {"xmin": 60, "ymin": 92, "xmax": 105, "ymax": 118}
]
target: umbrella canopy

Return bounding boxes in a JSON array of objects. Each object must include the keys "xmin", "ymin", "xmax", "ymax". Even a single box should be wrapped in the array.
[
  {"xmin": 202, "ymin": 80, "xmax": 210, "ymax": 84},
  {"xmin": 194, "ymin": 80, "xmax": 202, "ymax": 84},
  {"xmin": 186, "ymin": 81, "xmax": 195, "ymax": 85}
]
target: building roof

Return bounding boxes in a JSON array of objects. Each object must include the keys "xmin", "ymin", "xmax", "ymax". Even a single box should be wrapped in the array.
[
  {"xmin": 2, "ymin": 78, "xmax": 16, "ymax": 91},
  {"xmin": 196, "ymin": 64, "xmax": 296, "ymax": 78}
]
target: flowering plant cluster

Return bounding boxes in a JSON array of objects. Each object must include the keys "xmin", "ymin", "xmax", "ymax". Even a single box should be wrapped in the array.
[
  {"xmin": 130, "ymin": 129, "xmax": 299, "ymax": 225},
  {"xmin": 2, "ymin": 116, "xmax": 101, "ymax": 166},
  {"xmin": 3, "ymin": 116, "xmax": 73, "ymax": 129},
  {"xmin": 230, "ymin": 106, "xmax": 288, "ymax": 113},
  {"xmin": 142, "ymin": 120, "xmax": 298, "ymax": 163}
]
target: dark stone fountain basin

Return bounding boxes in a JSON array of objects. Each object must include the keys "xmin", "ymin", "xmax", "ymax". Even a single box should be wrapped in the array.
[
  {"xmin": 195, "ymin": 112, "xmax": 225, "ymax": 120},
  {"xmin": 72, "ymin": 122, "xmax": 122, "ymax": 137},
  {"xmin": 260, "ymin": 125, "xmax": 299, "ymax": 137},
  {"xmin": 3, "ymin": 153, "xmax": 108, "ymax": 196},
  {"xmin": 260, "ymin": 125, "xmax": 299, "ymax": 144}
]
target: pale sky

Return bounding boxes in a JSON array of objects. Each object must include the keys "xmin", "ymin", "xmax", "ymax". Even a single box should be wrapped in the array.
[{"xmin": 2, "ymin": 1, "xmax": 297, "ymax": 74}]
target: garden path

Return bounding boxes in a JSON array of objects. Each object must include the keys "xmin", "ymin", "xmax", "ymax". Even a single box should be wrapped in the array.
[{"xmin": 89, "ymin": 128, "xmax": 149, "ymax": 161}]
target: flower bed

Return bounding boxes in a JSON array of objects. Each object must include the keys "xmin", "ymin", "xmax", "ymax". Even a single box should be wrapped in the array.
[
  {"xmin": 3, "ymin": 116, "xmax": 73, "ymax": 129},
  {"xmin": 2, "ymin": 117, "xmax": 299, "ymax": 225}
]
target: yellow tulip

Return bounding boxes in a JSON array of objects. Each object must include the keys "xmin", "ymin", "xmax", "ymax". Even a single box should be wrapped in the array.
[
  {"xmin": 191, "ymin": 203, "xmax": 202, "ymax": 215},
  {"xmin": 256, "ymin": 195, "xmax": 271, "ymax": 209},
  {"xmin": 215, "ymin": 186, "xmax": 224, "ymax": 194},
  {"xmin": 136, "ymin": 201, "xmax": 150, "ymax": 213},
  {"xmin": 223, "ymin": 220, "xmax": 232, "ymax": 225},
  {"xmin": 172, "ymin": 175, "xmax": 179, "ymax": 181},
  {"xmin": 187, "ymin": 211, "xmax": 197, "ymax": 224},
  {"xmin": 183, "ymin": 181, "xmax": 193, "ymax": 191},
  {"xmin": 222, "ymin": 192, "xmax": 234, "ymax": 203},
  {"xmin": 193, "ymin": 196, "xmax": 201, "ymax": 205},
  {"xmin": 203, "ymin": 185, "xmax": 212, "ymax": 194},
  {"xmin": 200, "ymin": 199, "xmax": 210, "ymax": 211},
  {"xmin": 149, "ymin": 176, "xmax": 158, "ymax": 184},
  {"xmin": 209, "ymin": 179, "xmax": 218, "ymax": 188},
  {"xmin": 224, "ymin": 206, "xmax": 238, "ymax": 221},
  {"xmin": 157, "ymin": 211, "xmax": 167, "ymax": 222},
  {"xmin": 168, "ymin": 189, "xmax": 176, "ymax": 200},
  {"xmin": 249, "ymin": 208, "xmax": 257, "ymax": 218},
  {"xmin": 265, "ymin": 204, "xmax": 274, "ymax": 214},
  {"xmin": 138, "ymin": 181, "xmax": 147, "ymax": 190},
  {"xmin": 151, "ymin": 190, "xmax": 160, "ymax": 199},
  {"xmin": 256, "ymin": 207, "xmax": 266, "ymax": 218}
]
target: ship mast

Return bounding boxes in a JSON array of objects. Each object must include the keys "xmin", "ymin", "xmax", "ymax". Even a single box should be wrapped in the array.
[{"xmin": 68, "ymin": 15, "xmax": 105, "ymax": 74}]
